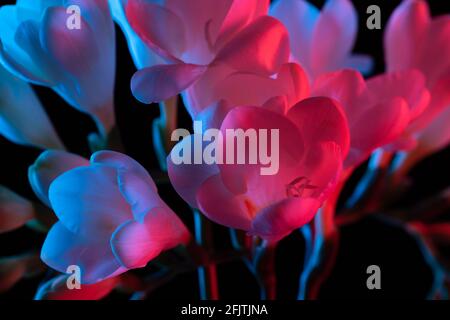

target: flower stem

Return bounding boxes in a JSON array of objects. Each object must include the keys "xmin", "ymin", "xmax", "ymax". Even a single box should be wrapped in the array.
[{"xmin": 193, "ymin": 210, "xmax": 219, "ymax": 300}]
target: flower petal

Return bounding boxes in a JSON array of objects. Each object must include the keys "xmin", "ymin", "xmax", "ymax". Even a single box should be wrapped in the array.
[
  {"xmin": 205, "ymin": 63, "xmax": 309, "ymax": 110},
  {"xmin": 270, "ymin": 0, "xmax": 319, "ymax": 73},
  {"xmin": 0, "ymin": 186, "xmax": 34, "ymax": 233},
  {"xmin": 310, "ymin": 0, "xmax": 358, "ymax": 76},
  {"xmin": 41, "ymin": 222, "xmax": 125, "ymax": 284},
  {"xmin": 28, "ymin": 151, "xmax": 88, "ymax": 207},
  {"xmin": 165, "ymin": 0, "xmax": 234, "ymax": 63},
  {"xmin": 385, "ymin": 0, "xmax": 430, "ymax": 72},
  {"xmin": 40, "ymin": 5, "xmax": 116, "ymax": 131},
  {"xmin": 109, "ymin": 0, "xmax": 163, "ymax": 68},
  {"xmin": 215, "ymin": 0, "xmax": 269, "ymax": 50},
  {"xmin": 48, "ymin": 165, "xmax": 131, "ymax": 237},
  {"xmin": 131, "ymin": 63, "xmax": 207, "ymax": 104},
  {"xmin": 196, "ymin": 174, "xmax": 252, "ymax": 231},
  {"xmin": 219, "ymin": 106, "xmax": 305, "ymax": 198},
  {"xmin": 347, "ymin": 97, "xmax": 410, "ymax": 167},
  {"xmin": 0, "ymin": 5, "xmax": 54, "ymax": 85},
  {"xmin": 215, "ymin": 16, "xmax": 290, "ymax": 76},
  {"xmin": 126, "ymin": 0, "xmax": 186, "ymax": 61},
  {"xmin": 287, "ymin": 97, "xmax": 350, "ymax": 157},
  {"xmin": 312, "ymin": 69, "xmax": 368, "ymax": 118},
  {"xmin": 0, "ymin": 65, "xmax": 63, "ymax": 149},
  {"xmin": 111, "ymin": 207, "xmax": 190, "ymax": 269},
  {"xmin": 417, "ymin": 16, "xmax": 450, "ymax": 85},
  {"xmin": 91, "ymin": 151, "xmax": 161, "ymax": 221},
  {"xmin": 366, "ymin": 69, "xmax": 430, "ymax": 121},
  {"xmin": 251, "ymin": 197, "xmax": 320, "ymax": 241},
  {"xmin": 167, "ymin": 134, "xmax": 220, "ymax": 207}
]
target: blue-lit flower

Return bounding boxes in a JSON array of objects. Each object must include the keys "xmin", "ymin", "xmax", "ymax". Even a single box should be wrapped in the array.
[
  {"xmin": 29, "ymin": 150, "xmax": 190, "ymax": 284},
  {"xmin": 270, "ymin": 0, "xmax": 373, "ymax": 80},
  {"xmin": 0, "ymin": 63, "xmax": 63, "ymax": 149},
  {"xmin": 0, "ymin": 0, "xmax": 116, "ymax": 134}
]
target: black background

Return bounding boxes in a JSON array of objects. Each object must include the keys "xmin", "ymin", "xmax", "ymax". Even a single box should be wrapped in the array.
[{"xmin": 0, "ymin": 0, "xmax": 449, "ymax": 300}]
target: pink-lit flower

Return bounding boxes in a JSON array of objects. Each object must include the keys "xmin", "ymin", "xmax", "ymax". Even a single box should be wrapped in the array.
[
  {"xmin": 125, "ymin": 0, "xmax": 295, "ymax": 116},
  {"xmin": 0, "ymin": 0, "xmax": 116, "ymax": 133},
  {"xmin": 312, "ymin": 69, "xmax": 430, "ymax": 168},
  {"xmin": 271, "ymin": 0, "xmax": 373, "ymax": 80},
  {"xmin": 385, "ymin": 0, "xmax": 450, "ymax": 160},
  {"xmin": 168, "ymin": 97, "xmax": 349, "ymax": 241},
  {"xmin": 29, "ymin": 150, "xmax": 190, "ymax": 284}
]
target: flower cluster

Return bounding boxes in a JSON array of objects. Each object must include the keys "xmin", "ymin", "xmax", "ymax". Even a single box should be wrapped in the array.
[{"xmin": 0, "ymin": 0, "xmax": 448, "ymax": 300}]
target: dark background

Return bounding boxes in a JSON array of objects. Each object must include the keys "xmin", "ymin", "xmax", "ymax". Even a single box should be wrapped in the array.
[{"xmin": 0, "ymin": 0, "xmax": 449, "ymax": 299}]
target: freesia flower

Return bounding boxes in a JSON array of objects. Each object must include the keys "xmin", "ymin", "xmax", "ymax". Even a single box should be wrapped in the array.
[
  {"xmin": 29, "ymin": 150, "xmax": 190, "ymax": 284},
  {"xmin": 385, "ymin": 0, "xmax": 450, "ymax": 162},
  {"xmin": 0, "ymin": 64, "xmax": 63, "ymax": 149},
  {"xmin": 0, "ymin": 0, "xmax": 116, "ymax": 134},
  {"xmin": 125, "ymin": 0, "xmax": 295, "ymax": 117},
  {"xmin": 271, "ymin": 0, "xmax": 373, "ymax": 80},
  {"xmin": 168, "ymin": 97, "xmax": 349, "ymax": 241},
  {"xmin": 312, "ymin": 69, "xmax": 430, "ymax": 168}
]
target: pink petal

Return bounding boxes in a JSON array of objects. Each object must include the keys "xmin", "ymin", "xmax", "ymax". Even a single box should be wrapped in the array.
[
  {"xmin": 219, "ymin": 106, "xmax": 305, "ymax": 198},
  {"xmin": 286, "ymin": 97, "xmax": 350, "ymax": 157},
  {"xmin": 410, "ymin": 71, "xmax": 450, "ymax": 132},
  {"xmin": 165, "ymin": 0, "xmax": 234, "ymax": 63},
  {"xmin": 126, "ymin": 0, "xmax": 186, "ymax": 61},
  {"xmin": 251, "ymin": 197, "xmax": 320, "ymax": 241},
  {"xmin": 40, "ymin": 7, "xmax": 99, "ymax": 77},
  {"xmin": 417, "ymin": 16, "xmax": 450, "ymax": 85},
  {"xmin": 111, "ymin": 207, "xmax": 190, "ymax": 268},
  {"xmin": 206, "ymin": 63, "xmax": 309, "ymax": 110},
  {"xmin": 310, "ymin": 0, "xmax": 358, "ymax": 76},
  {"xmin": 215, "ymin": 0, "xmax": 270, "ymax": 51},
  {"xmin": 347, "ymin": 97, "xmax": 410, "ymax": 167},
  {"xmin": 0, "ymin": 5, "xmax": 54, "ymax": 85},
  {"xmin": 215, "ymin": 16, "xmax": 290, "ymax": 76},
  {"xmin": 28, "ymin": 150, "xmax": 89, "ymax": 207},
  {"xmin": 418, "ymin": 106, "xmax": 450, "ymax": 156},
  {"xmin": 131, "ymin": 63, "xmax": 207, "ymax": 104},
  {"xmin": 385, "ymin": 0, "xmax": 430, "ymax": 72},
  {"xmin": 366, "ymin": 69, "xmax": 430, "ymax": 121},
  {"xmin": 0, "ymin": 186, "xmax": 34, "ymax": 233},
  {"xmin": 312, "ymin": 69, "xmax": 369, "ymax": 118},
  {"xmin": 196, "ymin": 174, "xmax": 252, "ymax": 230},
  {"xmin": 183, "ymin": 63, "xmax": 236, "ymax": 115},
  {"xmin": 35, "ymin": 274, "xmax": 119, "ymax": 300}
]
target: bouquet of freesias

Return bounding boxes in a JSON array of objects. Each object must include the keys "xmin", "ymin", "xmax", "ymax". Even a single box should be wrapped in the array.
[{"xmin": 0, "ymin": 0, "xmax": 449, "ymax": 300}]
